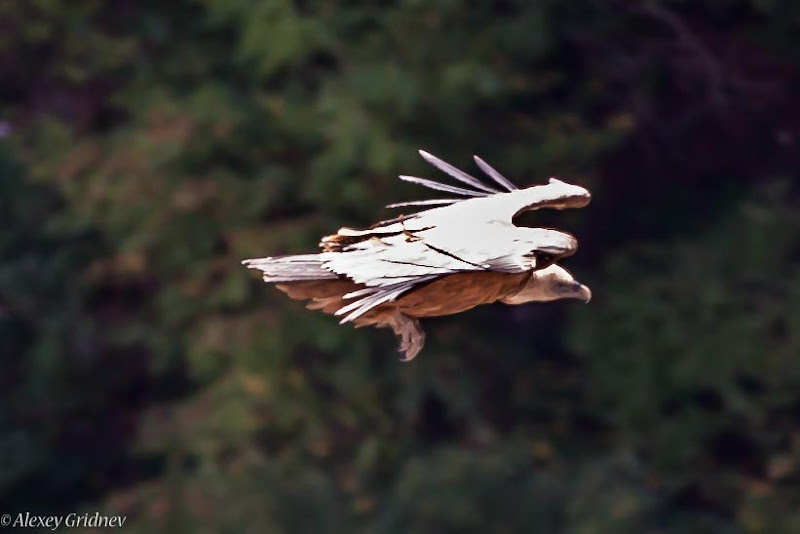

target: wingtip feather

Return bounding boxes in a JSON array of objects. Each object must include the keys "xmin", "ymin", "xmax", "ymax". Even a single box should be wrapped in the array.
[
  {"xmin": 473, "ymin": 155, "xmax": 518, "ymax": 192},
  {"xmin": 399, "ymin": 175, "xmax": 484, "ymax": 197},
  {"xmin": 418, "ymin": 150, "xmax": 501, "ymax": 194}
]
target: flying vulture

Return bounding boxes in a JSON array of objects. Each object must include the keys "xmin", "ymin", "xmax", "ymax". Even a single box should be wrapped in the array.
[{"xmin": 243, "ymin": 150, "xmax": 591, "ymax": 361}]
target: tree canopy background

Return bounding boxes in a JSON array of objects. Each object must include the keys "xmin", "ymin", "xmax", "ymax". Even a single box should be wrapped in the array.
[{"xmin": 2, "ymin": 1, "xmax": 800, "ymax": 532}]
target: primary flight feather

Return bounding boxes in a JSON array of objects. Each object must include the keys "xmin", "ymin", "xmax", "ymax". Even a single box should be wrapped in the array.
[{"xmin": 243, "ymin": 150, "xmax": 592, "ymax": 360}]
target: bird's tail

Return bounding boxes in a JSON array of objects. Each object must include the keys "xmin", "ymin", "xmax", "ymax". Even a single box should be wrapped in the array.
[{"xmin": 242, "ymin": 254, "xmax": 338, "ymax": 282}]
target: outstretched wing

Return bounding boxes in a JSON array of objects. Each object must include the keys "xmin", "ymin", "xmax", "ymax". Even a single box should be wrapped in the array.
[
  {"xmin": 387, "ymin": 149, "xmax": 590, "ymax": 217},
  {"xmin": 321, "ymin": 152, "xmax": 590, "ymax": 253},
  {"xmin": 399, "ymin": 150, "xmax": 591, "ymax": 222}
]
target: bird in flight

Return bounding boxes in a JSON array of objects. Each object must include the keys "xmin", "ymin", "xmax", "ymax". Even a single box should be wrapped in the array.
[{"xmin": 243, "ymin": 150, "xmax": 592, "ymax": 361}]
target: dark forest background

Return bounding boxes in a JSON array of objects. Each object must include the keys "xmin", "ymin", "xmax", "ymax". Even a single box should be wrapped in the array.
[{"xmin": 2, "ymin": 1, "xmax": 800, "ymax": 532}]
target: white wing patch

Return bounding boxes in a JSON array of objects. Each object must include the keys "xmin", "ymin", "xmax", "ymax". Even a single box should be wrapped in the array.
[{"xmin": 322, "ymin": 235, "xmax": 480, "ymax": 287}]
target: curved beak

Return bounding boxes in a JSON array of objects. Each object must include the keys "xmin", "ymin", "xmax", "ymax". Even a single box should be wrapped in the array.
[
  {"xmin": 555, "ymin": 281, "xmax": 592, "ymax": 303},
  {"xmin": 577, "ymin": 283, "xmax": 592, "ymax": 303}
]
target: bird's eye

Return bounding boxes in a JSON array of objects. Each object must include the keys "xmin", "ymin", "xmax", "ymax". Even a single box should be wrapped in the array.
[{"xmin": 535, "ymin": 252, "xmax": 557, "ymax": 268}]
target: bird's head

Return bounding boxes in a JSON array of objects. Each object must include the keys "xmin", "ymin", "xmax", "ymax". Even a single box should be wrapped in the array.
[{"xmin": 500, "ymin": 264, "xmax": 591, "ymax": 305}]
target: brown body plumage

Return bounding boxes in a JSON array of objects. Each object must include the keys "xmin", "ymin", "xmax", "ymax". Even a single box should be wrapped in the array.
[{"xmin": 278, "ymin": 270, "xmax": 531, "ymax": 323}]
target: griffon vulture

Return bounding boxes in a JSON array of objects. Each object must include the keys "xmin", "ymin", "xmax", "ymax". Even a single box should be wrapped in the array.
[{"xmin": 243, "ymin": 150, "xmax": 591, "ymax": 360}]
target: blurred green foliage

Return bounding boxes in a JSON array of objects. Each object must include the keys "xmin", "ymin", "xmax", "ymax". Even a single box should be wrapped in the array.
[{"xmin": 2, "ymin": 0, "xmax": 800, "ymax": 532}]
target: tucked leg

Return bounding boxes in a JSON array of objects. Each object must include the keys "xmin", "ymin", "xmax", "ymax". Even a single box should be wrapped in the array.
[{"xmin": 386, "ymin": 312, "xmax": 425, "ymax": 362}]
